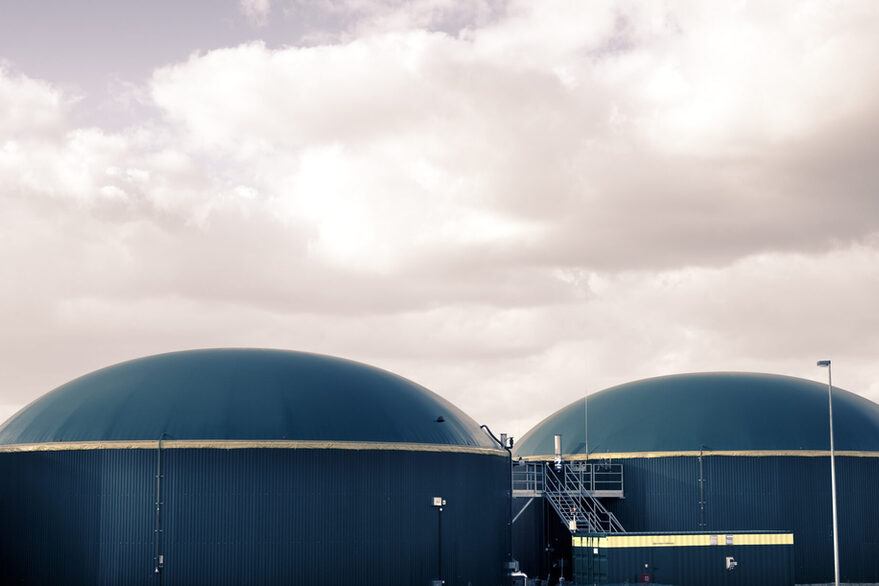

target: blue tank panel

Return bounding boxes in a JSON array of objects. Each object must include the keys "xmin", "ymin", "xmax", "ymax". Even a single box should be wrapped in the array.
[
  {"xmin": 602, "ymin": 455, "xmax": 879, "ymax": 584},
  {"xmin": 514, "ymin": 373, "xmax": 879, "ymax": 456},
  {"xmin": 0, "ymin": 447, "xmax": 510, "ymax": 586},
  {"xmin": 0, "ymin": 349, "xmax": 494, "ymax": 448},
  {"xmin": 514, "ymin": 455, "xmax": 879, "ymax": 584}
]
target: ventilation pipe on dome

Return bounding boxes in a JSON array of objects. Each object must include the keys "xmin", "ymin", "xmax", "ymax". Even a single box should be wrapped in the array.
[{"xmin": 554, "ymin": 434, "xmax": 562, "ymax": 471}]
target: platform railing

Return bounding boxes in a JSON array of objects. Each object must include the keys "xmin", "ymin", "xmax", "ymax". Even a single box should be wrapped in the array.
[
  {"xmin": 513, "ymin": 461, "xmax": 625, "ymax": 534},
  {"xmin": 513, "ymin": 461, "xmax": 623, "ymax": 498}
]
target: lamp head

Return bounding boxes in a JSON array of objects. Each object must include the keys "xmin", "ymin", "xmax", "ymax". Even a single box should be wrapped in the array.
[{"xmin": 817, "ymin": 360, "xmax": 831, "ymax": 367}]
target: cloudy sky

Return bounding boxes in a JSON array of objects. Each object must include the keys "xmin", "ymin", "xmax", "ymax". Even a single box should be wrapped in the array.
[{"xmin": 1, "ymin": 0, "xmax": 878, "ymax": 439}]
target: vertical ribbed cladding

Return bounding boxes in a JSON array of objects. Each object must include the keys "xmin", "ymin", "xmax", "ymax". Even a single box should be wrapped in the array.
[
  {"xmin": 601, "ymin": 455, "xmax": 879, "ymax": 584},
  {"xmin": 0, "ymin": 446, "xmax": 508, "ymax": 586},
  {"xmin": 511, "ymin": 496, "xmax": 545, "ymax": 578},
  {"xmin": 512, "ymin": 497, "xmax": 578, "ymax": 583},
  {"xmin": 98, "ymin": 448, "xmax": 154, "ymax": 584},
  {"xmin": 0, "ymin": 450, "xmax": 101, "ymax": 585},
  {"xmin": 513, "ymin": 454, "xmax": 879, "ymax": 584},
  {"xmin": 158, "ymin": 448, "xmax": 509, "ymax": 586},
  {"xmin": 0, "ymin": 449, "xmax": 157, "ymax": 586}
]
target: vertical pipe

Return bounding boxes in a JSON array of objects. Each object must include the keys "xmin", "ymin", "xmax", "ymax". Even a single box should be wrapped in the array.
[
  {"xmin": 502, "ymin": 429, "xmax": 513, "ymax": 568},
  {"xmin": 480, "ymin": 425, "xmax": 514, "ymax": 578},
  {"xmin": 507, "ymin": 441, "xmax": 513, "ymax": 578},
  {"xmin": 584, "ymin": 395, "xmax": 588, "ymax": 461},
  {"xmin": 155, "ymin": 433, "xmax": 165, "ymax": 579},
  {"xmin": 584, "ymin": 396, "xmax": 590, "ymax": 493},
  {"xmin": 698, "ymin": 445, "xmax": 705, "ymax": 530}
]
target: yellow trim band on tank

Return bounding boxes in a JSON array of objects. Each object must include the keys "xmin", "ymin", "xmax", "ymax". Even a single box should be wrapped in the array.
[
  {"xmin": 573, "ymin": 533, "xmax": 794, "ymax": 549},
  {"xmin": 521, "ymin": 449, "xmax": 879, "ymax": 460},
  {"xmin": 0, "ymin": 439, "xmax": 507, "ymax": 456}
]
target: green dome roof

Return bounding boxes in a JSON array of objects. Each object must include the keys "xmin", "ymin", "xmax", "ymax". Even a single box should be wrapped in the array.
[
  {"xmin": 0, "ymin": 349, "xmax": 495, "ymax": 448},
  {"xmin": 513, "ymin": 372, "xmax": 879, "ymax": 457}
]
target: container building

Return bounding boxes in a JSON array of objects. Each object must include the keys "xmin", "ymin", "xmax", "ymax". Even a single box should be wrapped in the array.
[
  {"xmin": 512, "ymin": 372, "xmax": 879, "ymax": 585},
  {"xmin": 0, "ymin": 349, "xmax": 510, "ymax": 586},
  {"xmin": 573, "ymin": 531, "xmax": 794, "ymax": 585}
]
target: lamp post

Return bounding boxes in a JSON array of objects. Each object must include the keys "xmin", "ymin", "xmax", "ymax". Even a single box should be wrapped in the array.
[
  {"xmin": 817, "ymin": 359, "xmax": 840, "ymax": 586},
  {"xmin": 432, "ymin": 496, "xmax": 446, "ymax": 586}
]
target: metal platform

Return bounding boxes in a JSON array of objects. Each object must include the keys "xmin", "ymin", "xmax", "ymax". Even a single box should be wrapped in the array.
[
  {"xmin": 513, "ymin": 461, "xmax": 625, "ymax": 534},
  {"xmin": 513, "ymin": 461, "xmax": 624, "ymax": 498}
]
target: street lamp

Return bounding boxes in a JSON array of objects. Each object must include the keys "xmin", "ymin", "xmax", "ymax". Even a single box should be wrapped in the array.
[
  {"xmin": 817, "ymin": 359, "xmax": 840, "ymax": 586},
  {"xmin": 432, "ymin": 496, "xmax": 446, "ymax": 586}
]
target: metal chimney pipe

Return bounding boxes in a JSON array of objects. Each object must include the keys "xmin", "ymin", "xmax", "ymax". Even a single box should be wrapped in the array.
[{"xmin": 554, "ymin": 434, "xmax": 562, "ymax": 471}]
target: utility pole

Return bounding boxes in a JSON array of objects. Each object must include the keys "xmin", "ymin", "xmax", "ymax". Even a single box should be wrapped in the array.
[{"xmin": 817, "ymin": 360, "xmax": 840, "ymax": 586}]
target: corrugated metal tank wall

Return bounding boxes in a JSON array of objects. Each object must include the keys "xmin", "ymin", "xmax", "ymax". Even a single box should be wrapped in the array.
[
  {"xmin": 603, "ymin": 455, "xmax": 879, "ymax": 584},
  {"xmin": 0, "ymin": 447, "xmax": 509, "ymax": 586},
  {"xmin": 511, "ymin": 496, "xmax": 544, "ymax": 578},
  {"xmin": 512, "ymin": 497, "xmax": 576, "ymax": 584}
]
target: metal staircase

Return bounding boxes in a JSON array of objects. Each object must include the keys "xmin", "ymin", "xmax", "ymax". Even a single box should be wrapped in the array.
[
  {"xmin": 544, "ymin": 463, "xmax": 625, "ymax": 533},
  {"xmin": 513, "ymin": 461, "xmax": 625, "ymax": 534}
]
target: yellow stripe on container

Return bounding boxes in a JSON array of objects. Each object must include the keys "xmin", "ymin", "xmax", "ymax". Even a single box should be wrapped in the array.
[{"xmin": 574, "ymin": 533, "xmax": 793, "ymax": 549}]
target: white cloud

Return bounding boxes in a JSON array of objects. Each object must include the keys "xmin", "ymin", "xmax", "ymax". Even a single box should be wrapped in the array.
[
  {"xmin": 240, "ymin": 0, "xmax": 272, "ymax": 26},
  {"xmin": 146, "ymin": 4, "xmax": 879, "ymax": 270},
  {"xmin": 0, "ymin": 66, "xmax": 68, "ymax": 139},
  {"xmin": 2, "ymin": 2, "xmax": 879, "ymax": 438}
]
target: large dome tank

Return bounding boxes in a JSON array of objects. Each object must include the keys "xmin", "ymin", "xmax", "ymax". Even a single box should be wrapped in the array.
[{"xmin": 0, "ymin": 349, "xmax": 509, "ymax": 586}]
